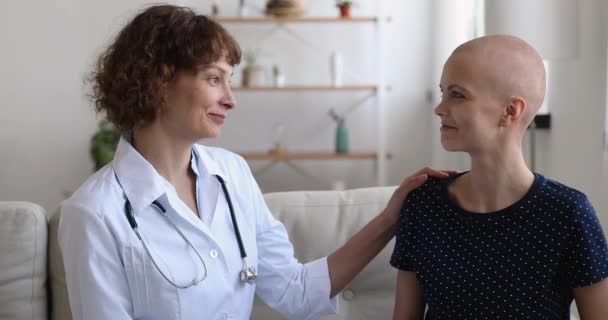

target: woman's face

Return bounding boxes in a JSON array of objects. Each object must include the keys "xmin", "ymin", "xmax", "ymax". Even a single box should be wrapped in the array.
[
  {"xmin": 434, "ymin": 52, "xmax": 504, "ymax": 154},
  {"xmin": 161, "ymin": 59, "xmax": 236, "ymax": 141}
]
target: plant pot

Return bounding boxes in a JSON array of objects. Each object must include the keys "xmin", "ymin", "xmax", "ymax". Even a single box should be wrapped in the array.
[
  {"xmin": 338, "ymin": 5, "xmax": 351, "ymax": 18},
  {"xmin": 242, "ymin": 66, "xmax": 265, "ymax": 87}
]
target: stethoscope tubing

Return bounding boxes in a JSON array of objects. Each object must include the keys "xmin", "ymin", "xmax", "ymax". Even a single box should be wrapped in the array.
[{"xmin": 121, "ymin": 174, "xmax": 255, "ymax": 288}]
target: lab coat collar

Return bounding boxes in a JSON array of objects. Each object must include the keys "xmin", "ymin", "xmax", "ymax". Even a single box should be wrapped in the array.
[
  {"xmin": 113, "ymin": 137, "xmax": 166, "ymax": 213},
  {"xmin": 112, "ymin": 137, "xmax": 230, "ymax": 213},
  {"xmin": 192, "ymin": 143, "xmax": 230, "ymax": 183}
]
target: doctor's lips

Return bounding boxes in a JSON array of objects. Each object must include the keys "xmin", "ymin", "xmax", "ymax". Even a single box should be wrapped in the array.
[{"xmin": 208, "ymin": 112, "xmax": 226, "ymax": 125}]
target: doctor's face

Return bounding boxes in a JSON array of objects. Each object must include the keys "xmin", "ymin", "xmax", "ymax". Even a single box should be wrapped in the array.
[{"xmin": 161, "ymin": 59, "xmax": 236, "ymax": 141}]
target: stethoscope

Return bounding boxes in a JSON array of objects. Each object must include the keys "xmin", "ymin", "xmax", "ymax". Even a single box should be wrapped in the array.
[{"xmin": 122, "ymin": 175, "xmax": 257, "ymax": 288}]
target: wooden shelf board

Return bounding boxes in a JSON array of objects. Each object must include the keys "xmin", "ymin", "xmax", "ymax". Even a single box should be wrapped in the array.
[
  {"xmin": 215, "ymin": 17, "xmax": 378, "ymax": 23},
  {"xmin": 232, "ymin": 85, "xmax": 377, "ymax": 92},
  {"xmin": 240, "ymin": 151, "xmax": 393, "ymax": 161}
]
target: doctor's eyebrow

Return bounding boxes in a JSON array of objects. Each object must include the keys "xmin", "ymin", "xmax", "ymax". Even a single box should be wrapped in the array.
[{"xmin": 202, "ymin": 64, "xmax": 234, "ymax": 78}]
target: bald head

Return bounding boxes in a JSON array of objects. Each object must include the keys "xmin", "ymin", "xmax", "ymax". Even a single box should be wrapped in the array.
[{"xmin": 450, "ymin": 35, "xmax": 546, "ymax": 127}]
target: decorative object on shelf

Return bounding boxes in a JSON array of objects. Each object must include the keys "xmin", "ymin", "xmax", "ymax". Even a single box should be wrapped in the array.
[
  {"xmin": 265, "ymin": 0, "xmax": 307, "ymax": 18},
  {"xmin": 271, "ymin": 122, "xmax": 286, "ymax": 151},
  {"xmin": 335, "ymin": 0, "xmax": 353, "ymax": 18},
  {"xmin": 90, "ymin": 120, "xmax": 119, "ymax": 171},
  {"xmin": 238, "ymin": 0, "xmax": 249, "ymax": 17},
  {"xmin": 242, "ymin": 49, "xmax": 265, "ymax": 87},
  {"xmin": 211, "ymin": 2, "xmax": 219, "ymax": 16},
  {"xmin": 329, "ymin": 51, "xmax": 343, "ymax": 86},
  {"xmin": 272, "ymin": 64, "xmax": 286, "ymax": 87},
  {"xmin": 329, "ymin": 109, "xmax": 349, "ymax": 154}
]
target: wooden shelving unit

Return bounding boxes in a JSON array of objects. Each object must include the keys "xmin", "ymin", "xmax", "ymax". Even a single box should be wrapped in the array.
[
  {"xmin": 215, "ymin": 17, "xmax": 379, "ymax": 24},
  {"xmin": 232, "ymin": 85, "xmax": 377, "ymax": 92},
  {"xmin": 218, "ymin": 9, "xmax": 390, "ymax": 185},
  {"xmin": 240, "ymin": 151, "xmax": 392, "ymax": 161}
]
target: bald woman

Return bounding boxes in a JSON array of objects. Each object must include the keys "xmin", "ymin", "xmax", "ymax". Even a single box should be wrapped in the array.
[{"xmin": 390, "ymin": 35, "xmax": 608, "ymax": 319}]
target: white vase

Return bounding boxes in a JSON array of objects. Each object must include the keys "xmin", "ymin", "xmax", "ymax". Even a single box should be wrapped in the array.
[
  {"xmin": 273, "ymin": 74, "xmax": 285, "ymax": 87},
  {"xmin": 329, "ymin": 51, "xmax": 343, "ymax": 86}
]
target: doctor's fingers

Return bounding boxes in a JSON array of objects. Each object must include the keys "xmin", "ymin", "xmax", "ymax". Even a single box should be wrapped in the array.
[
  {"xmin": 412, "ymin": 166, "xmax": 457, "ymax": 179},
  {"xmin": 394, "ymin": 173, "xmax": 428, "ymax": 198}
]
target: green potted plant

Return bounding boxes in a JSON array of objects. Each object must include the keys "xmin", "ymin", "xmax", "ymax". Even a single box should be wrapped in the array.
[
  {"xmin": 90, "ymin": 120, "xmax": 119, "ymax": 171},
  {"xmin": 336, "ymin": 0, "xmax": 353, "ymax": 18}
]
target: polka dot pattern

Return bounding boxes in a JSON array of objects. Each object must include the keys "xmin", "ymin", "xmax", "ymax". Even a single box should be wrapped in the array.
[{"xmin": 390, "ymin": 173, "xmax": 608, "ymax": 319}]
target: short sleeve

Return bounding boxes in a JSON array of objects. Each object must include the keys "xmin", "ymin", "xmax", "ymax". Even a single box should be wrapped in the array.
[
  {"xmin": 562, "ymin": 195, "xmax": 608, "ymax": 288},
  {"xmin": 390, "ymin": 198, "xmax": 417, "ymax": 271}
]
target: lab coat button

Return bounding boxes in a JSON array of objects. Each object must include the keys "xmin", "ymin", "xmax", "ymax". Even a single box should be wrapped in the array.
[
  {"xmin": 342, "ymin": 289, "xmax": 355, "ymax": 301},
  {"xmin": 210, "ymin": 249, "xmax": 218, "ymax": 258}
]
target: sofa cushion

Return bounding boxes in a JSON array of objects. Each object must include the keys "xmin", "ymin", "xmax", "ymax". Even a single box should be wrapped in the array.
[
  {"xmin": 251, "ymin": 186, "xmax": 397, "ymax": 320},
  {"xmin": 0, "ymin": 202, "xmax": 48, "ymax": 320},
  {"xmin": 48, "ymin": 208, "xmax": 71, "ymax": 320}
]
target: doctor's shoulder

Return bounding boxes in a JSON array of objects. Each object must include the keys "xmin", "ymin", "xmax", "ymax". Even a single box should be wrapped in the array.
[{"xmin": 61, "ymin": 162, "xmax": 123, "ymax": 222}]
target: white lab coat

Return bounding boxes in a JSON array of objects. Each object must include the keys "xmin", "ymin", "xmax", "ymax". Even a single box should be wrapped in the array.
[{"xmin": 59, "ymin": 138, "xmax": 338, "ymax": 320}]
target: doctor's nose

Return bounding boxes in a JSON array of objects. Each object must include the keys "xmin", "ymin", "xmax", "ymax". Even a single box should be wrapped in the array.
[{"xmin": 220, "ymin": 86, "xmax": 236, "ymax": 110}]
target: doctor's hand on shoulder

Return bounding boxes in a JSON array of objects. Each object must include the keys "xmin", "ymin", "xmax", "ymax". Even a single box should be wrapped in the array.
[{"xmin": 326, "ymin": 167, "xmax": 455, "ymax": 297}]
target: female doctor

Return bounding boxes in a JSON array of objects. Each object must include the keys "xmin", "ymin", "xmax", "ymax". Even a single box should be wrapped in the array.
[{"xmin": 59, "ymin": 5, "xmax": 451, "ymax": 320}]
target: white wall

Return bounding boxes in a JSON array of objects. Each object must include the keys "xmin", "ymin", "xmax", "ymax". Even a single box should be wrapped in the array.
[
  {"xmin": 532, "ymin": 0, "xmax": 608, "ymax": 227},
  {"xmin": 0, "ymin": 0, "xmax": 606, "ymax": 222},
  {"xmin": 0, "ymin": 0, "xmax": 434, "ymax": 210},
  {"xmin": 0, "ymin": 0, "xmax": 176, "ymax": 210}
]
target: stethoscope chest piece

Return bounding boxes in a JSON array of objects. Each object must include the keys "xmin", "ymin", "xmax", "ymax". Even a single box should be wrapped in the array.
[{"xmin": 240, "ymin": 265, "xmax": 257, "ymax": 284}]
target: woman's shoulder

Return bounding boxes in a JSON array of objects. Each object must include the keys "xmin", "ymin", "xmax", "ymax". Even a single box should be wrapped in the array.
[{"xmin": 537, "ymin": 175, "xmax": 598, "ymax": 224}]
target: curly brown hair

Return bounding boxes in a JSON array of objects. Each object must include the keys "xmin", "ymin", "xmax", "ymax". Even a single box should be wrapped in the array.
[{"xmin": 90, "ymin": 5, "xmax": 241, "ymax": 133}]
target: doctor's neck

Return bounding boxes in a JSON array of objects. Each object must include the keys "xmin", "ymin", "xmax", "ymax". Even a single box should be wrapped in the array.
[{"xmin": 132, "ymin": 125, "xmax": 194, "ymax": 184}]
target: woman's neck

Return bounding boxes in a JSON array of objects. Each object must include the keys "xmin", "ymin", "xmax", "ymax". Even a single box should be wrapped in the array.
[
  {"xmin": 451, "ymin": 144, "xmax": 535, "ymax": 213},
  {"xmin": 132, "ymin": 125, "xmax": 193, "ymax": 185}
]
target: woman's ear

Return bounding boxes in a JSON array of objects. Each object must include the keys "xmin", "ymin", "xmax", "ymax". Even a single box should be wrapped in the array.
[{"xmin": 500, "ymin": 96, "xmax": 526, "ymax": 126}]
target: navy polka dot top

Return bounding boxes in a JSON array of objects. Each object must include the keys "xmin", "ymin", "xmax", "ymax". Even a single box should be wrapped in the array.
[{"xmin": 390, "ymin": 173, "xmax": 608, "ymax": 319}]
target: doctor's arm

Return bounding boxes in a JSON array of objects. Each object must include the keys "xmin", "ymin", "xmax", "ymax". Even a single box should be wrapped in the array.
[
  {"xmin": 574, "ymin": 279, "xmax": 608, "ymax": 320},
  {"xmin": 326, "ymin": 167, "xmax": 452, "ymax": 297},
  {"xmin": 59, "ymin": 204, "xmax": 134, "ymax": 320}
]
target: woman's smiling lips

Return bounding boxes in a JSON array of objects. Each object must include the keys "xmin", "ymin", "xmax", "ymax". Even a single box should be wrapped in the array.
[
  {"xmin": 440, "ymin": 123, "xmax": 457, "ymax": 132},
  {"xmin": 208, "ymin": 112, "xmax": 225, "ymax": 125}
]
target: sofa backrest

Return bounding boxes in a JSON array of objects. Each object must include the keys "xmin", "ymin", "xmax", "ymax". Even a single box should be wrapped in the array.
[
  {"xmin": 0, "ymin": 202, "xmax": 48, "ymax": 320},
  {"xmin": 251, "ymin": 186, "xmax": 397, "ymax": 319},
  {"xmin": 25, "ymin": 185, "xmax": 397, "ymax": 320}
]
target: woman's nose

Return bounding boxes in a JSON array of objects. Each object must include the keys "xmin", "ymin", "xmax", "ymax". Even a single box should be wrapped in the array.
[{"xmin": 434, "ymin": 102, "xmax": 445, "ymax": 117}]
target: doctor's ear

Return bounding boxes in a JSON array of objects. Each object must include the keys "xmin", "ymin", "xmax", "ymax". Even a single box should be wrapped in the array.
[{"xmin": 500, "ymin": 96, "xmax": 526, "ymax": 126}]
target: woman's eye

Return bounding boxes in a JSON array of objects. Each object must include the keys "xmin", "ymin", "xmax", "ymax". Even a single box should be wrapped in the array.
[{"xmin": 449, "ymin": 90, "xmax": 465, "ymax": 99}]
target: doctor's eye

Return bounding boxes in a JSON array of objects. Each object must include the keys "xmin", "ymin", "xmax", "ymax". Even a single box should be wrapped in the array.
[{"xmin": 208, "ymin": 75, "xmax": 220, "ymax": 86}]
